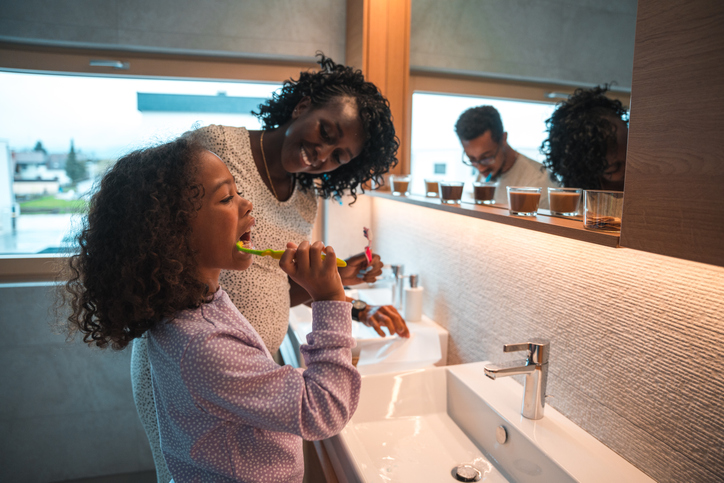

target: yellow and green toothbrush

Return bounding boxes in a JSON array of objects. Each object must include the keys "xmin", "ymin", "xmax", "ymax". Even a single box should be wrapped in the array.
[{"xmin": 236, "ymin": 242, "xmax": 347, "ymax": 267}]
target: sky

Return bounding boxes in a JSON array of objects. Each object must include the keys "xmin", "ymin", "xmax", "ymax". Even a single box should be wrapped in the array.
[{"xmin": 0, "ymin": 70, "xmax": 281, "ymax": 159}]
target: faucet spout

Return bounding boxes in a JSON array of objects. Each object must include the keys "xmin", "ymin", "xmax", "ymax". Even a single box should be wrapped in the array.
[
  {"xmin": 484, "ymin": 359, "xmax": 536, "ymax": 379},
  {"xmin": 484, "ymin": 339, "xmax": 550, "ymax": 420}
]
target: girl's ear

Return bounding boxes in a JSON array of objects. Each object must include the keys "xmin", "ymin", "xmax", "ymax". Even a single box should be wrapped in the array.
[{"xmin": 292, "ymin": 97, "xmax": 312, "ymax": 120}]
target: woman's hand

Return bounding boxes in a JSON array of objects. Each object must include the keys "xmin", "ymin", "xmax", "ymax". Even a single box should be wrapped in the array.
[
  {"xmin": 339, "ymin": 252, "xmax": 384, "ymax": 286},
  {"xmin": 357, "ymin": 304, "xmax": 410, "ymax": 338},
  {"xmin": 279, "ymin": 241, "xmax": 346, "ymax": 302}
]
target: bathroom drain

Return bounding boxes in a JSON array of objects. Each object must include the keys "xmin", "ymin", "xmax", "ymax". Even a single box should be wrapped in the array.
[{"xmin": 451, "ymin": 464, "xmax": 481, "ymax": 482}]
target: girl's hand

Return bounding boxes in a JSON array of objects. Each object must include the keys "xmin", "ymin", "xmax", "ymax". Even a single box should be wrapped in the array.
[{"xmin": 279, "ymin": 241, "xmax": 346, "ymax": 302}]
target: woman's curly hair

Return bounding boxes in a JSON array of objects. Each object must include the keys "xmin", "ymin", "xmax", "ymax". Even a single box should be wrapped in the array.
[
  {"xmin": 541, "ymin": 85, "xmax": 628, "ymax": 189},
  {"xmin": 254, "ymin": 53, "xmax": 399, "ymax": 202},
  {"xmin": 61, "ymin": 136, "xmax": 210, "ymax": 350}
]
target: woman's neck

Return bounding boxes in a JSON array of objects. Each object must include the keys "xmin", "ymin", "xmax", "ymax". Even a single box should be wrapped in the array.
[
  {"xmin": 254, "ymin": 129, "xmax": 287, "ymax": 181},
  {"xmin": 251, "ymin": 129, "xmax": 294, "ymax": 201}
]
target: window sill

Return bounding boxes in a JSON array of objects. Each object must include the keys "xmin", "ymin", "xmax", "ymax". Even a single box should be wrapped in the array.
[
  {"xmin": 0, "ymin": 254, "xmax": 67, "ymax": 283},
  {"xmin": 366, "ymin": 191, "xmax": 621, "ymax": 248}
]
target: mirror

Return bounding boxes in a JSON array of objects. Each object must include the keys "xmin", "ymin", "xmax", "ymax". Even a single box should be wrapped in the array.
[{"xmin": 406, "ymin": 0, "xmax": 637, "ymax": 211}]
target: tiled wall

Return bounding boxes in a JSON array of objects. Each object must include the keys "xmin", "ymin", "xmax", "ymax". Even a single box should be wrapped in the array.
[
  {"xmin": 410, "ymin": 0, "xmax": 637, "ymax": 88},
  {"xmin": 331, "ymin": 196, "xmax": 724, "ymax": 483},
  {"xmin": 0, "ymin": 0, "xmax": 346, "ymax": 62},
  {"xmin": 0, "ymin": 283, "xmax": 153, "ymax": 482}
]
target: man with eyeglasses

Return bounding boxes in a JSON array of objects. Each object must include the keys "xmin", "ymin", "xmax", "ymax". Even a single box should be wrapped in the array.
[{"xmin": 455, "ymin": 105, "xmax": 558, "ymax": 208}]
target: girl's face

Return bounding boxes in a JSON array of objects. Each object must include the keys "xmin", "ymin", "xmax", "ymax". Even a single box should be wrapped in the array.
[
  {"xmin": 189, "ymin": 150, "xmax": 255, "ymax": 287},
  {"xmin": 280, "ymin": 96, "xmax": 366, "ymax": 175},
  {"xmin": 601, "ymin": 116, "xmax": 628, "ymax": 190}
]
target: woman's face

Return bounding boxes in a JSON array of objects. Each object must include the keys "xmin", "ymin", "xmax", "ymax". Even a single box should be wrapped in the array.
[
  {"xmin": 189, "ymin": 150, "xmax": 255, "ymax": 284},
  {"xmin": 281, "ymin": 96, "xmax": 366, "ymax": 175},
  {"xmin": 601, "ymin": 116, "xmax": 628, "ymax": 190}
]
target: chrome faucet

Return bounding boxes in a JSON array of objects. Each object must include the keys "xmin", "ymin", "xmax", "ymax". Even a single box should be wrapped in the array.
[
  {"xmin": 389, "ymin": 264, "xmax": 405, "ymax": 309},
  {"xmin": 484, "ymin": 339, "xmax": 550, "ymax": 420}
]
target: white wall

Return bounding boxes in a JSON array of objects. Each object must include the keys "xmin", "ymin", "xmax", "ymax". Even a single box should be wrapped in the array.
[
  {"xmin": 326, "ymin": 195, "xmax": 724, "ymax": 483},
  {"xmin": 411, "ymin": 0, "xmax": 637, "ymax": 88}
]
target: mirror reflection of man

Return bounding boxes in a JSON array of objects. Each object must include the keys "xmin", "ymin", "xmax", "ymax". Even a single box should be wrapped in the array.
[{"xmin": 455, "ymin": 106, "xmax": 558, "ymax": 208}]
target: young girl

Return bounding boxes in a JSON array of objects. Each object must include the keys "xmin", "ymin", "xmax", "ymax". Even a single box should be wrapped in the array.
[{"xmin": 64, "ymin": 136, "xmax": 360, "ymax": 483}]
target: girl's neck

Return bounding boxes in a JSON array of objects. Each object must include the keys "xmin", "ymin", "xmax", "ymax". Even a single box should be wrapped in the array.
[{"xmin": 198, "ymin": 269, "xmax": 220, "ymax": 294}]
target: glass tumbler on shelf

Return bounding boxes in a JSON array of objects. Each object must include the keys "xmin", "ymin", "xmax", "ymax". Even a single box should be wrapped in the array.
[
  {"xmin": 507, "ymin": 187, "xmax": 542, "ymax": 216},
  {"xmin": 424, "ymin": 178, "xmax": 440, "ymax": 198},
  {"xmin": 439, "ymin": 181, "xmax": 465, "ymax": 204},
  {"xmin": 473, "ymin": 181, "xmax": 497, "ymax": 205},
  {"xmin": 583, "ymin": 190, "xmax": 623, "ymax": 232},
  {"xmin": 390, "ymin": 175, "xmax": 411, "ymax": 196},
  {"xmin": 548, "ymin": 187, "xmax": 582, "ymax": 216}
]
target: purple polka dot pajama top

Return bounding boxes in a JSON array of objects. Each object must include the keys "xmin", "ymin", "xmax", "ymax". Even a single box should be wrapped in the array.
[{"xmin": 147, "ymin": 290, "xmax": 360, "ymax": 483}]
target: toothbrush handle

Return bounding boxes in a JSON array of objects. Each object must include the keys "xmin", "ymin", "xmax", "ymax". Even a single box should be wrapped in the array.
[
  {"xmin": 324, "ymin": 253, "xmax": 347, "ymax": 267},
  {"xmin": 247, "ymin": 247, "xmax": 346, "ymax": 267},
  {"xmin": 267, "ymin": 250, "xmax": 346, "ymax": 267}
]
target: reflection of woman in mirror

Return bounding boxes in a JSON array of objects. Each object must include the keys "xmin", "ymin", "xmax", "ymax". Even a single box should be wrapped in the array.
[{"xmin": 541, "ymin": 86, "xmax": 629, "ymax": 191}]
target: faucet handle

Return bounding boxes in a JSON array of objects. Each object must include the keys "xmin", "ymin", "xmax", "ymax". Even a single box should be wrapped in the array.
[{"xmin": 503, "ymin": 338, "xmax": 550, "ymax": 364}]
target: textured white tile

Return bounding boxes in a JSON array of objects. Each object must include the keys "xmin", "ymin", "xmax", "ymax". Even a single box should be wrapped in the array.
[{"xmin": 334, "ymin": 196, "xmax": 724, "ymax": 482}]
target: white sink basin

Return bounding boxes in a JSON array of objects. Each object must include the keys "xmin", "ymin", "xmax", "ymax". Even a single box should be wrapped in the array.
[
  {"xmin": 285, "ymin": 287, "xmax": 448, "ymax": 374},
  {"xmin": 323, "ymin": 362, "xmax": 654, "ymax": 483}
]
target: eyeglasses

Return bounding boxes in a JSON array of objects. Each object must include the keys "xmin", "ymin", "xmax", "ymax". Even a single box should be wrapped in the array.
[{"xmin": 462, "ymin": 146, "xmax": 500, "ymax": 167}]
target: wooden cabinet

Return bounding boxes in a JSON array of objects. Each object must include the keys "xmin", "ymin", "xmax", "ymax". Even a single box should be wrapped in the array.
[{"xmin": 620, "ymin": 0, "xmax": 724, "ymax": 267}]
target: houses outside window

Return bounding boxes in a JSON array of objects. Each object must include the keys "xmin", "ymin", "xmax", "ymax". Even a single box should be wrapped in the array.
[{"xmin": 0, "ymin": 70, "xmax": 280, "ymax": 255}]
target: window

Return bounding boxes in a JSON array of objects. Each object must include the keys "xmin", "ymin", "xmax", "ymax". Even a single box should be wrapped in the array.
[
  {"xmin": 410, "ymin": 92, "xmax": 557, "ymax": 197},
  {"xmin": 0, "ymin": 70, "xmax": 281, "ymax": 256}
]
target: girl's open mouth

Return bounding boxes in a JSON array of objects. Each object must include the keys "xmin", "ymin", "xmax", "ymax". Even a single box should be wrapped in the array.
[{"xmin": 238, "ymin": 219, "xmax": 255, "ymax": 248}]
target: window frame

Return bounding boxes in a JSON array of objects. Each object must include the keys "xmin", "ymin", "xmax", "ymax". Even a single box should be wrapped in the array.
[{"xmin": 0, "ymin": 42, "xmax": 317, "ymax": 282}]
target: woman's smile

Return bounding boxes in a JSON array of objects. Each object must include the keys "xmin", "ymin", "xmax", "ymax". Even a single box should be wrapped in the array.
[
  {"xmin": 281, "ymin": 96, "xmax": 365, "ymax": 175},
  {"xmin": 300, "ymin": 145, "xmax": 314, "ymax": 168}
]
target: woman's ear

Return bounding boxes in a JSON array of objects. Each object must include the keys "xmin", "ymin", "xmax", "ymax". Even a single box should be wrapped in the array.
[{"xmin": 292, "ymin": 96, "xmax": 312, "ymax": 119}]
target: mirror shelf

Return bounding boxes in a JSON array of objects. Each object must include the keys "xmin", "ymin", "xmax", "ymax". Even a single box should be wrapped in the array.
[{"xmin": 365, "ymin": 191, "xmax": 620, "ymax": 248}]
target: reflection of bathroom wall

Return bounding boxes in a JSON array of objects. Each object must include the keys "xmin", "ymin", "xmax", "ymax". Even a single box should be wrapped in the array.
[
  {"xmin": 411, "ymin": 0, "xmax": 638, "ymax": 88},
  {"xmin": 328, "ymin": 196, "xmax": 724, "ymax": 482}
]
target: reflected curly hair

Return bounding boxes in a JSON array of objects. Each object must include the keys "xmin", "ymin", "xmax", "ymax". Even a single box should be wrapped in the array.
[
  {"xmin": 62, "ymin": 136, "xmax": 209, "ymax": 350},
  {"xmin": 254, "ymin": 53, "xmax": 398, "ymax": 202},
  {"xmin": 541, "ymin": 86, "xmax": 628, "ymax": 189}
]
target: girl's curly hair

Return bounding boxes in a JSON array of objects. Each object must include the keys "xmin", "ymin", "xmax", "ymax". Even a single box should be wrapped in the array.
[
  {"xmin": 62, "ymin": 136, "xmax": 209, "ymax": 350},
  {"xmin": 254, "ymin": 53, "xmax": 399, "ymax": 202},
  {"xmin": 540, "ymin": 86, "xmax": 628, "ymax": 189}
]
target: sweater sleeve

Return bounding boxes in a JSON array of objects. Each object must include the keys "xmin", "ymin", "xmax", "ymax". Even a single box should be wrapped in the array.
[{"xmin": 179, "ymin": 300, "xmax": 360, "ymax": 441}]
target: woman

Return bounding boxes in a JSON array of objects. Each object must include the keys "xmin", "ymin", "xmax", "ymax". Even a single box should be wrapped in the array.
[
  {"xmin": 541, "ymin": 85, "xmax": 629, "ymax": 191},
  {"xmin": 132, "ymin": 54, "xmax": 406, "ymax": 483}
]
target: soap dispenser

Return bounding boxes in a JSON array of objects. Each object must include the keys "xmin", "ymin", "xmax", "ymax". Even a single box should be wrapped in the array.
[{"xmin": 404, "ymin": 274, "xmax": 423, "ymax": 322}]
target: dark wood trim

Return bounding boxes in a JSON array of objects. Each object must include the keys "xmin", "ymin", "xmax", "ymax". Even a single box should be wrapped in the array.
[{"xmin": 619, "ymin": 0, "xmax": 724, "ymax": 267}]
